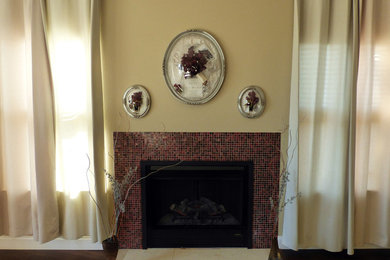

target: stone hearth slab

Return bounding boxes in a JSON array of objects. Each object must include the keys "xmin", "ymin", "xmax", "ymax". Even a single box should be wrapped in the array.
[{"xmin": 117, "ymin": 248, "xmax": 270, "ymax": 260}]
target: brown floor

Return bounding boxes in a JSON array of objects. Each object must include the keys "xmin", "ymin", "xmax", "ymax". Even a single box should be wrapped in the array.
[
  {"xmin": 281, "ymin": 249, "xmax": 390, "ymax": 260},
  {"xmin": 0, "ymin": 250, "xmax": 107, "ymax": 260},
  {"xmin": 0, "ymin": 249, "xmax": 389, "ymax": 260}
]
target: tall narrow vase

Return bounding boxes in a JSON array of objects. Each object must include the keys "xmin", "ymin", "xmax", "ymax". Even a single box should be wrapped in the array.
[
  {"xmin": 102, "ymin": 236, "xmax": 118, "ymax": 260},
  {"xmin": 268, "ymin": 237, "xmax": 283, "ymax": 260}
]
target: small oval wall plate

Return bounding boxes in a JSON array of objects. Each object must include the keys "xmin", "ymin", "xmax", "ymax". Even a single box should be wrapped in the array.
[
  {"xmin": 237, "ymin": 86, "xmax": 266, "ymax": 118},
  {"xmin": 123, "ymin": 85, "xmax": 151, "ymax": 118}
]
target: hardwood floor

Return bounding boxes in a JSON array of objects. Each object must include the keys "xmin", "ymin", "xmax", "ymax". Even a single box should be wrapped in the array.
[
  {"xmin": 282, "ymin": 249, "xmax": 390, "ymax": 260},
  {"xmin": 0, "ymin": 249, "xmax": 389, "ymax": 260},
  {"xmin": 0, "ymin": 250, "xmax": 106, "ymax": 260}
]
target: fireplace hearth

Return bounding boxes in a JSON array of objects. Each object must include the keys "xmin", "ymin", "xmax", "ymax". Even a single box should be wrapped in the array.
[{"xmin": 141, "ymin": 161, "xmax": 253, "ymax": 248}]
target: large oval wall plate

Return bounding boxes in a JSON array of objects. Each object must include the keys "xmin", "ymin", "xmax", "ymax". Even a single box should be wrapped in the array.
[
  {"xmin": 123, "ymin": 85, "xmax": 151, "ymax": 118},
  {"xmin": 163, "ymin": 30, "xmax": 225, "ymax": 105}
]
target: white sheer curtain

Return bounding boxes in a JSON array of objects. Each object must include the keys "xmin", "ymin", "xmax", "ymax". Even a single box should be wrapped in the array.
[
  {"xmin": 281, "ymin": 0, "xmax": 390, "ymax": 253},
  {"xmin": 0, "ymin": 0, "xmax": 107, "ymax": 243}
]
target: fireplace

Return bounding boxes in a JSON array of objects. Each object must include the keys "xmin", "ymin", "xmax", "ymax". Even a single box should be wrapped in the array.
[
  {"xmin": 141, "ymin": 161, "xmax": 253, "ymax": 248},
  {"xmin": 114, "ymin": 132, "xmax": 280, "ymax": 248}
]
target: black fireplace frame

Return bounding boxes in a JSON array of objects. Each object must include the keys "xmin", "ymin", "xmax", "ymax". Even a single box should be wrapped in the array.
[{"xmin": 141, "ymin": 160, "xmax": 253, "ymax": 248}]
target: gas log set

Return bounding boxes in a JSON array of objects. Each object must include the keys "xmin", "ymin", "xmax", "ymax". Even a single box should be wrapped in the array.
[{"xmin": 159, "ymin": 197, "xmax": 239, "ymax": 226}]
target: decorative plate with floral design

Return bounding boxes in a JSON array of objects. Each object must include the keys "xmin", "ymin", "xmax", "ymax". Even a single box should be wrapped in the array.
[
  {"xmin": 163, "ymin": 30, "xmax": 225, "ymax": 105},
  {"xmin": 237, "ymin": 86, "xmax": 266, "ymax": 118},
  {"xmin": 123, "ymin": 85, "xmax": 150, "ymax": 118}
]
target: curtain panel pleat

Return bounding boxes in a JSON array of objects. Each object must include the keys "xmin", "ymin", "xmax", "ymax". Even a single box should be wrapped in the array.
[
  {"xmin": 30, "ymin": 0, "xmax": 59, "ymax": 243},
  {"xmin": 355, "ymin": 0, "xmax": 390, "ymax": 248},
  {"xmin": 90, "ymin": 0, "xmax": 109, "ymax": 242},
  {"xmin": 279, "ymin": 0, "xmax": 300, "ymax": 251}
]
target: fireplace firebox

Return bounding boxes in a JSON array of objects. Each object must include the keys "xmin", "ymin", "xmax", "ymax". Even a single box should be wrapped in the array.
[{"xmin": 141, "ymin": 161, "xmax": 253, "ymax": 248}]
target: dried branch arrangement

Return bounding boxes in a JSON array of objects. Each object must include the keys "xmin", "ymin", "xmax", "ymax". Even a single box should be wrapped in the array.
[
  {"xmin": 269, "ymin": 130, "xmax": 301, "ymax": 238},
  {"xmin": 104, "ymin": 161, "xmax": 182, "ymax": 238}
]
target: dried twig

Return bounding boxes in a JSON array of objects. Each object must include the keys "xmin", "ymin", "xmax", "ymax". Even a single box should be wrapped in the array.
[
  {"xmin": 270, "ymin": 128, "xmax": 301, "ymax": 237},
  {"xmin": 104, "ymin": 160, "xmax": 183, "ymax": 237}
]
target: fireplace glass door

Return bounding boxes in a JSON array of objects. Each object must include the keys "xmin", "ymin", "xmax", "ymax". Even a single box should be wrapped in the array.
[{"xmin": 141, "ymin": 161, "xmax": 253, "ymax": 248}]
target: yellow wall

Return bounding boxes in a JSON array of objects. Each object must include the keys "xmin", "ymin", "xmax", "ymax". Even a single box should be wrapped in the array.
[{"xmin": 101, "ymin": 0, "xmax": 293, "ymax": 134}]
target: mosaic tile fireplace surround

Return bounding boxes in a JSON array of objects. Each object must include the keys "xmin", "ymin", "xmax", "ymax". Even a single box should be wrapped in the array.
[{"xmin": 114, "ymin": 132, "xmax": 280, "ymax": 249}]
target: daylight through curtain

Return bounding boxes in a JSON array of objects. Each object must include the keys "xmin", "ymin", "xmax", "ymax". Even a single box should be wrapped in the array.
[
  {"xmin": 0, "ymin": 0, "xmax": 107, "ymax": 243},
  {"xmin": 0, "ymin": 0, "xmax": 58, "ymax": 242},
  {"xmin": 281, "ymin": 0, "xmax": 390, "ymax": 253},
  {"xmin": 354, "ymin": 0, "xmax": 390, "ymax": 248}
]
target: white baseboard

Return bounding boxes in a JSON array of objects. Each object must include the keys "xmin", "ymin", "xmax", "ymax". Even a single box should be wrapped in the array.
[{"xmin": 0, "ymin": 236, "xmax": 102, "ymax": 250}]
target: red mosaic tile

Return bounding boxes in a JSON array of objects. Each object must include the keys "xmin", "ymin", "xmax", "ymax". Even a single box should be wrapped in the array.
[{"xmin": 114, "ymin": 132, "xmax": 280, "ymax": 249}]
